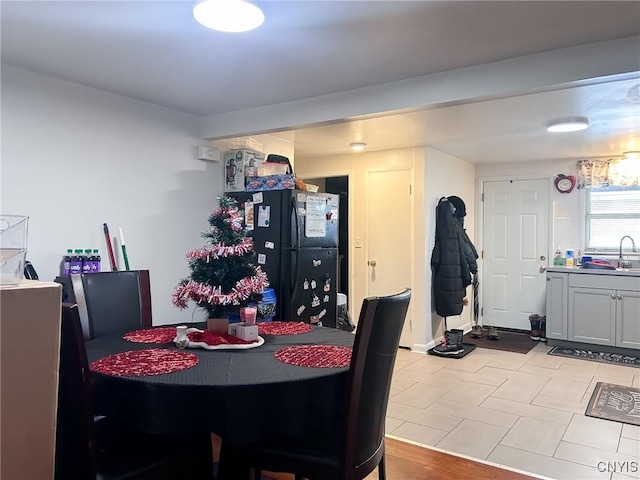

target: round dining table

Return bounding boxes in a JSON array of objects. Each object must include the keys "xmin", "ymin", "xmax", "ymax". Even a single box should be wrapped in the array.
[{"xmin": 85, "ymin": 323, "xmax": 355, "ymax": 446}]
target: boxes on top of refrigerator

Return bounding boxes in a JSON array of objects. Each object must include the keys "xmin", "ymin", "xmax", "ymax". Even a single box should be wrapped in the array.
[
  {"xmin": 245, "ymin": 174, "xmax": 296, "ymax": 192},
  {"xmin": 224, "ymin": 149, "xmax": 266, "ymax": 192}
]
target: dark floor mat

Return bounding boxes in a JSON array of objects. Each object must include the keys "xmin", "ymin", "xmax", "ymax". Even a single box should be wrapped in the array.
[
  {"xmin": 462, "ymin": 328, "xmax": 538, "ymax": 354},
  {"xmin": 586, "ymin": 382, "xmax": 640, "ymax": 425},
  {"xmin": 427, "ymin": 343, "xmax": 476, "ymax": 359},
  {"xmin": 548, "ymin": 346, "xmax": 640, "ymax": 367}
]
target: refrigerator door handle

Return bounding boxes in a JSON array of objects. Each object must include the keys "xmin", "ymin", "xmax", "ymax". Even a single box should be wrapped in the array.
[
  {"xmin": 290, "ymin": 196, "xmax": 299, "ymax": 248},
  {"xmin": 289, "ymin": 250, "xmax": 300, "ymax": 309}
]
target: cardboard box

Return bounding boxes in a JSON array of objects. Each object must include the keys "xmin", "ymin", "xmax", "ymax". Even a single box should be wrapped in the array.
[
  {"xmin": 224, "ymin": 149, "xmax": 265, "ymax": 192},
  {"xmin": 228, "ymin": 322, "xmax": 259, "ymax": 341},
  {"xmin": 245, "ymin": 174, "xmax": 296, "ymax": 192},
  {"xmin": 1, "ymin": 280, "xmax": 62, "ymax": 480}
]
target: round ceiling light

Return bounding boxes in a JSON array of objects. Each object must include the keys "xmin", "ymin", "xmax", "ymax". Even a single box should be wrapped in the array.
[
  {"xmin": 349, "ymin": 142, "xmax": 367, "ymax": 151},
  {"xmin": 546, "ymin": 117, "xmax": 590, "ymax": 133},
  {"xmin": 193, "ymin": 0, "xmax": 264, "ymax": 33}
]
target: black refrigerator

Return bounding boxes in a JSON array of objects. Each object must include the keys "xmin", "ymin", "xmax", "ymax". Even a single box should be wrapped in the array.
[{"xmin": 228, "ymin": 189, "xmax": 340, "ymax": 327}]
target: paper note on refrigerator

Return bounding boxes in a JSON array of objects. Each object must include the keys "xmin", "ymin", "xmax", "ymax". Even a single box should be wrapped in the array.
[
  {"xmin": 305, "ymin": 196, "xmax": 327, "ymax": 237},
  {"xmin": 245, "ymin": 201, "xmax": 254, "ymax": 231},
  {"xmin": 258, "ymin": 205, "xmax": 270, "ymax": 227}
]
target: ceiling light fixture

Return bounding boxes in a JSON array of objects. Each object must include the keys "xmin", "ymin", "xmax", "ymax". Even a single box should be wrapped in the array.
[
  {"xmin": 349, "ymin": 142, "xmax": 367, "ymax": 151},
  {"xmin": 623, "ymin": 151, "xmax": 640, "ymax": 161},
  {"xmin": 546, "ymin": 117, "xmax": 590, "ymax": 133},
  {"xmin": 193, "ymin": 0, "xmax": 264, "ymax": 33}
]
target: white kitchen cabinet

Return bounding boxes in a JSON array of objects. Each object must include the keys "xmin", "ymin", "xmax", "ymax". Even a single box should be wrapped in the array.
[
  {"xmin": 568, "ymin": 286, "xmax": 616, "ymax": 346},
  {"xmin": 567, "ymin": 273, "xmax": 640, "ymax": 348},
  {"xmin": 616, "ymin": 290, "xmax": 640, "ymax": 349},
  {"xmin": 546, "ymin": 272, "xmax": 568, "ymax": 340}
]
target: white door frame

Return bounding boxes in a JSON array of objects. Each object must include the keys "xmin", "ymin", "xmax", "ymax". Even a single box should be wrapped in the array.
[{"xmin": 475, "ymin": 174, "xmax": 554, "ymax": 327}]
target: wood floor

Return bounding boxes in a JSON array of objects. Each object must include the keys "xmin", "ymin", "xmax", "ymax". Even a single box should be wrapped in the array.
[{"xmin": 215, "ymin": 436, "xmax": 534, "ymax": 480}]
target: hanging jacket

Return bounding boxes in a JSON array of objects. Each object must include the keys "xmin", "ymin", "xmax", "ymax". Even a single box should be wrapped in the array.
[{"xmin": 431, "ymin": 198, "xmax": 478, "ymax": 317}]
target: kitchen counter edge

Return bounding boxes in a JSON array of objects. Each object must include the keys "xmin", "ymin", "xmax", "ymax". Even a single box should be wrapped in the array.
[{"xmin": 546, "ymin": 266, "xmax": 640, "ymax": 277}]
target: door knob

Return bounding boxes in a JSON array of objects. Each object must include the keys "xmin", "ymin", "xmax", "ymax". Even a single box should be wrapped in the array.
[
  {"xmin": 368, "ymin": 260, "xmax": 377, "ymax": 267},
  {"xmin": 539, "ymin": 265, "xmax": 546, "ymax": 273}
]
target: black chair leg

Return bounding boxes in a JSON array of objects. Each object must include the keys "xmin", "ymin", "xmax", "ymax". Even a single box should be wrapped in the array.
[
  {"xmin": 378, "ymin": 454, "xmax": 386, "ymax": 480},
  {"xmin": 249, "ymin": 467, "xmax": 261, "ymax": 480},
  {"xmin": 218, "ymin": 441, "xmax": 251, "ymax": 480}
]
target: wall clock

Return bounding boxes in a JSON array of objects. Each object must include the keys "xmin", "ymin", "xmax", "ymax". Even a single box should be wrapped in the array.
[{"xmin": 554, "ymin": 174, "xmax": 576, "ymax": 193}]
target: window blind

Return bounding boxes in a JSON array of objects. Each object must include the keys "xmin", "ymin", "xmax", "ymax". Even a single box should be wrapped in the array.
[{"xmin": 584, "ymin": 186, "xmax": 640, "ymax": 250}]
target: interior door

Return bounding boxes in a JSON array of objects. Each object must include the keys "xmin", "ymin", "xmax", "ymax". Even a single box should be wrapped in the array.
[
  {"xmin": 366, "ymin": 168, "xmax": 413, "ymax": 346},
  {"xmin": 482, "ymin": 178, "xmax": 549, "ymax": 330}
]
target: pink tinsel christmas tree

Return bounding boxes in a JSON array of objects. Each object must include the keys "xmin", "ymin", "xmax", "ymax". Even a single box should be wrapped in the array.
[{"xmin": 172, "ymin": 196, "xmax": 268, "ymax": 318}]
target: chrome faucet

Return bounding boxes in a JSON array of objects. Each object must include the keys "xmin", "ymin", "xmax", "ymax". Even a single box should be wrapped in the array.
[{"xmin": 618, "ymin": 235, "xmax": 637, "ymax": 268}]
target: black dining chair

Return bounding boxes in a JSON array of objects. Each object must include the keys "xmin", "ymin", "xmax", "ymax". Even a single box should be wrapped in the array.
[
  {"xmin": 55, "ymin": 303, "xmax": 215, "ymax": 480},
  {"xmin": 70, "ymin": 270, "xmax": 152, "ymax": 340},
  {"xmin": 236, "ymin": 288, "xmax": 411, "ymax": 480}
]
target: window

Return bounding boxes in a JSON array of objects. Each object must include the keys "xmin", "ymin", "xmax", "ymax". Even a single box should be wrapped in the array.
[{"xmin": 584, "ymin": 186, "xmax": 640, "ymax": 251}]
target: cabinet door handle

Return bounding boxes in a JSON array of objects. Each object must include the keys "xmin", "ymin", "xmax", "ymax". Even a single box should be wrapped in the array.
[
  {"xmin": 611, "ymin": 293, "xmax": 617, "ymax": 299},
  {"xmin": 617, "ymin": 294, "xmax": 622, "ymax": 300}
]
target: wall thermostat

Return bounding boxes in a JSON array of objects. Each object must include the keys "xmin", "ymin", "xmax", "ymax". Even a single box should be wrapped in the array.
[{"xmin": 196, "ymin": 145, "xmax": 220, "ymax": 162}]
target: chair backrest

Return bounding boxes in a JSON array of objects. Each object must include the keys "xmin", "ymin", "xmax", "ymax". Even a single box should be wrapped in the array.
[
  {"xmin": 71, "ymin": 270, "xmax": 152, "ymax": 340},
  {"xmin": 55, "ymin": 303, "xmax": 97, "ymax": 480},
  {"xmin": 343, "ymin": 288, "xmax": 411, "ymax": 479}
]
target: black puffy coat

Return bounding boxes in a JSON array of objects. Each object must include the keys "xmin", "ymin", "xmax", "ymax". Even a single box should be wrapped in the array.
[{"xmin": 431, "ymin": 198, "xmax": 478, "ymax": 317}]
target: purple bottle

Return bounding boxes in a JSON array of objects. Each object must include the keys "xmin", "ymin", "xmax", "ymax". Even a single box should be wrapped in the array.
[
  {"xmin": 82, "ymin": 249, "xmax": 93, "ymax": 273},
  {"xmin": 91, "ymin": 249, "xmax": 101, "ymax": 273},
  {"xmin": 69, "ymin": 249, "xmax": 83, "ymax": 275},
  {"xmin": 61, "ymin": 249, "xmax": 73, "ymax": 277}
]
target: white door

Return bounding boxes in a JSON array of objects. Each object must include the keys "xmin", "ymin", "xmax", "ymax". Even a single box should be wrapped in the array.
[
  {"xmin": 366, "ymin": 168, "xmax": 413, "ymax": 346},
  {"xmin": 482, "ymin": 179, "xmax": 549, "ymax": 330}
]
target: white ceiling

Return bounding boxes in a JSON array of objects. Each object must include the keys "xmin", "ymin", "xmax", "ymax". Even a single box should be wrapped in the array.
[
  {"xmin": 2, "ymin": 1, "xmax": 639, "ymax": 163},
  {"xmin": 263, "ymin": 76, "xmax": 640, "ymax": 163}
]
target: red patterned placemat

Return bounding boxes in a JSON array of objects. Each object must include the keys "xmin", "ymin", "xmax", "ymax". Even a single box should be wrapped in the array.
[
  {"xmin": 123, "ymin": 327, "xmax": 176, "ymax": 344},
  {"xmin": 274, "ymin": 345, "xmax": 352, "ymax": 368},
  {"xmin": 90, "ymin": 348, "xmax": 198, "ymax": 377},
  {"xmin": 258, "ymin": 321, "xmax": 312, "ymax": 336}
]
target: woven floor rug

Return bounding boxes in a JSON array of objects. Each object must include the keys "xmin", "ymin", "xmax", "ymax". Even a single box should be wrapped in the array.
[
  {"xmin": 548, "ymin": 346, "xmax": 640, "ymax": 368},
  {"xmin": 586, "ymin": 382, "xmax": 640, "ymax": 426},
  {"xmin": 462, "ymin": 328, "xmax": 538, "ymax": 354}
]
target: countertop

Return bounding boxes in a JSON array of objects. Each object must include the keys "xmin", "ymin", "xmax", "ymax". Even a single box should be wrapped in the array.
[{"xmin": 546, "ymin": 266, "xmax": 640, "ymax": 277}]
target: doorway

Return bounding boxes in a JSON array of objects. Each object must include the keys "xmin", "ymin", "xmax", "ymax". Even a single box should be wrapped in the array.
[
  {"xmin": 481, "ymin": 178, "xmax": 549, "ymax": 330},
  {"xmin": 303, "ymin": 176, "xmax": 349, "ymax": 296}
]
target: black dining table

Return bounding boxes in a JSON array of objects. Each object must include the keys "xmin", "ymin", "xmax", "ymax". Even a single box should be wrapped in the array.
[{"xmin": 85, "ymin": 324, "xmax": 355, "ymax": 447}]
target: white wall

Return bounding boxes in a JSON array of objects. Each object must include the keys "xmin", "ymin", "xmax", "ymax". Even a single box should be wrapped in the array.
[
  {"xmin": 1, "ymin": 66, "xmax": 225, "ymax": 325},
  {"xmin": 476, "ymin": 158, "xmax": 581, "ymax": 256},
  {"xmin": 295, "ymin": 146, "xmax": 429, "ymax": 351},
  {"xmin": 425, "ymin": 148, "xmax": 476, "ymax": 347}
]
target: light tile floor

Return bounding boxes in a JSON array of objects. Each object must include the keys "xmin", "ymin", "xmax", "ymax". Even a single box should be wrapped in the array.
[{"xmin": 387, "ymin": 342, "xmax": 640, "ymax": 480}]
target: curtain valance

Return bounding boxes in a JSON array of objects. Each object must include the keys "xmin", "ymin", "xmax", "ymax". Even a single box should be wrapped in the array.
[{"xmin": 577, "ymin": 158, "xmax": 640, "ymax": 188}]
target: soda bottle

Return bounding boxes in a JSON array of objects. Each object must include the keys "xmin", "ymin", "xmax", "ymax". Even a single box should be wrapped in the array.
[
  {"xmin": 82, "ymin": 249, "xmax": 93, "ymax": 273},
  {"xmin": 92, "ymin": 249, "xmax": 101, "ymax": 273},
  {"xmin": 61, "ymin": 248, "xmax": 73, "ymax": 277},
  {"xmin": 69, "ymin": 249, "xmax": 83, "ymax": 275}
]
